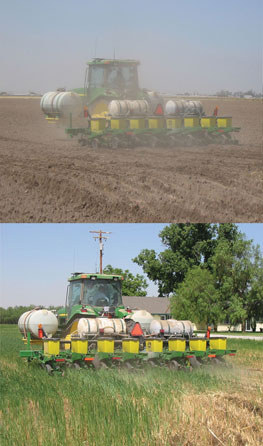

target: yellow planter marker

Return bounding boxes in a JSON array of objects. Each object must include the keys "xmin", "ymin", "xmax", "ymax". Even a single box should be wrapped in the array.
[
  {"xmin": 210, "ymin": 337, "xmax": 227, "ymax": 350},
  {"xmin": 200, "ymin": 117, "xmax": 217, "ymax": 128},
  {"xmin": 146, "ymin": 339, "xmax": 163, "ymax": 352},
  {"xmin": 168, "ymin": 338, "xmax": 186, "ymax": 352},
  {"xmin": 44, "ymin": 339, "xmax": 60, "ymax": 355},
  {"xmin": 129, "ymin": 118, "xmax": 146, "ymax": 129},
  {"xmin": 110, "ymin": 118, "xmax": 127, "ymax": 130},
  {"xmin": 148, "ymin": 118, "xmax": 164, "ymax": 129},
  {"xmin": 166, "ymin": 117, "xmax": 183, "ymax": 129},
  {"xmin": 90, "ymin": 119, "xmax": 106, "ymax": 131},
  {"xmin": 189, "ymin": 338, "xmax": 207, "ymax": 352},
  {"xmin": 184, "ymin": 117, "xmax": 200, "ymax": 127},
  {"xmin": 71, "ymin": 339, "xmax": 88, "ymax": 354},
  {"xmin": 97, "ymin": 338, "xmax": 114, "ymax": 353},
  {"xmin": 217, "ymin": 117, "xmax": 232, "ymax": 128},
  {"xmin": 122, "ymin": 339, "xmax": 139, "ymax": 354}
]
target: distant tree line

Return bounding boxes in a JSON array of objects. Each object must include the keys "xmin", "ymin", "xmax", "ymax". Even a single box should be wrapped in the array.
[
  {"xmin": 176, "ymin": 89, "xmax": 262, "ymax": 98},
  {"xmin": 0, "ymin": 306, "xmax": 60, "ymax": 324},
  {"xmin": 216, "ymin": 89, "xmax": 261, "ymax": 98}
]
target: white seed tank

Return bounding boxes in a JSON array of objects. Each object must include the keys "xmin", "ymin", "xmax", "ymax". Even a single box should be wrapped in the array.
[
  {"xmin": 165, "ymin": 100, "xmax": 186, "ymax": 116},
  {"xmin": 129, "ymin": 100, "xmax": 149, "ymax": 116},
  {"xmin": 40, "ymin": 91, "xmax": 83, "ymax": 118},
  {"xmin": 184, "ymin": 100, "xmax": 203, "ymax": 115},
  {"xmin": 108, "ymin": 100, "xmax": 129, "ymax": 116},
  {"xmin": 77, "ymin": 317, "xmax": 127, "ymax": 337},
  {"xmin": 165, "ymin": 99, "xmax": 203, "ymax": 116},
  {"xmin": 127, "ymin": 310, "xmax": 154, "ymax": 333},
  {"xmin": 18, "ymin": 309, "xmax": 58, "ymax": 339},
  {"xmin": 109, "ymin": 100, "xmax": 149, "ymax": 117},
  {"xmin": 150, "ymin": 319, "xmax": 193, "ymax": 337}
]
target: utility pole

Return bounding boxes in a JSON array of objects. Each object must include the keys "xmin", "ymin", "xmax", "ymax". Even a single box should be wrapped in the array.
[{"xmin": 90, "ymin": 230, "xmax": 111, "ymax": 274}]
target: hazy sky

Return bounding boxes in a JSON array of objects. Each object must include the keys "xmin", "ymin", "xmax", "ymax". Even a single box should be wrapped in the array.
[
  {"xmin": 1, "ymin": 0, "xmax": 262, "ymax": 94},
  {"xmin": 1, "ymin": 223, "xmax": 262, "ymax": 308}
]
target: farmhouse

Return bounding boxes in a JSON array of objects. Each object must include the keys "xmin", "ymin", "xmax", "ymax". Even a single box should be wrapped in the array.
[{"xmin": 122, "ymin": 296, "xmax": 171, "ymax": 320}]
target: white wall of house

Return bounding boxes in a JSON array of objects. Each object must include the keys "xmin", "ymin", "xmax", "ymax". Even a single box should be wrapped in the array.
[
  {"xmin": 217, "ymin": 323, "xmax": 242, "ymax": 331},
  {"xmin": 193, "ymin": 321, "xmax": 263, "ymax": 332},
  {"xmin": 218, "ymin": 322, "xmax": 263, "ymax": 332}
]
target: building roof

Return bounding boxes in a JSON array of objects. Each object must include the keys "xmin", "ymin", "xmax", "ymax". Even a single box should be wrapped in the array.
[{"xmin": 122, "ymin": 296, "xmax": 171, "ymax": 315}]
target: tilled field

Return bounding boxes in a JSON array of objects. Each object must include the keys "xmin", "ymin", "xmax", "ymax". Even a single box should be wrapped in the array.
[{"xmin": 0, "ymin": 97, "xmax": 262, "ymax": 222}]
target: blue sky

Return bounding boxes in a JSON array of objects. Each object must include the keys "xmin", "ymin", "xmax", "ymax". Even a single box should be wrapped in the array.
[
  {"xmin": 1, "ymin": 223, "xmax": 262, "ymax": 308},
  {"xmin": 1, "ymin": 0, "xmax": 262, "ymax": 94}
]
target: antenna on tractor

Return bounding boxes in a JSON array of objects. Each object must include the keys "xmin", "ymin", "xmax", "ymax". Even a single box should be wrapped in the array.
[
  {"xmin": 90, "ymin": 230, "xmax": 111, "ymax": 274},
  {"xmin": 94, "ymin": 36, "xmax": 98, "ymax": 58}
]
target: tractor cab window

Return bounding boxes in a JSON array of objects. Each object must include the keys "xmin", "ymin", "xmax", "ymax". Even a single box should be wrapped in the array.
[
  {"xmin": 88, "ymin": 65, "xmax": 105, "ymax": 88},
  {"xmin": 120, "ymin": 66, "xmax": 137, "ymax": 89},
  {"xmin": 107, "ymin": 67, "xmax": 125, "ymax": 89},
  {"xmin": 82, "ymin": 279, "xmax": 122, "ymax": 307},
  {"xmin": 67, "ymin": 280, "xmax": 82, "ymax": 313},
  {"xmin": 88, "ymin": 63, "xmax": 138, "ymax": 91},
  {"xmin": 106, "ymin": 65, "xmax": 137, "ymax": 90}
]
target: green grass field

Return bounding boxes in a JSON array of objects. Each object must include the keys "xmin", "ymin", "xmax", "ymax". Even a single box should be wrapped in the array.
[{"xmin": 0, "ymin": 325, "xmax": 262, "ymax": 446}]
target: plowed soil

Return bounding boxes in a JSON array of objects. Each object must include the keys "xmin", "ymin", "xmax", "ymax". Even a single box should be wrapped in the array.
[{"xmin": 0, "ymin": 97, "xmax": 262, "ymax": 222}]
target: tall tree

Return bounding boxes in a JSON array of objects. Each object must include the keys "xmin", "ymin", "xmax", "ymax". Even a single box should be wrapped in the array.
[
  {"xmin": 103, "ymin": 265, "xmax": 148, "ymax": 296},
  {"xmin": 211, "ymin": 236, "xmax": 254, "ymax": 329},
  {"xmin": 243, "ymin": 244, "xmax": 263, "ymax": 330},
  {"xmin": 171, "ymin": 232, "xmax": 263, "ymax": 331},
  {"xmin": 133, "ymin": 224, "xmax": 239, "ymax": 296},
  {"xmin": 170, "ymin": 266, "xmax": 221, "ymax": 328}
]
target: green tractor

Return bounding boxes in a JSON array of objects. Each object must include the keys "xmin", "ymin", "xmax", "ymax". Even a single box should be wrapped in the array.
[
  {"xmin": 18, "ymin": 272, "xmax": 236, "ymax": 373},
  {"xmin": 74, "ymin": 58, "xmax": 147, "ymax": 116},
  {"xmin": 40, "ymin": 58, "xmax": 240, "ymax": 147},
  {"xmin": 18, "ymin": 230, "xmax": 236, "ymax": 373},
  {"xmin": 56, "ymin": 271, "xmax": 131, "ymax": 341},
  {"xmin": 40, "ymin": 58, "xmax": 164, "ymax": 121}
]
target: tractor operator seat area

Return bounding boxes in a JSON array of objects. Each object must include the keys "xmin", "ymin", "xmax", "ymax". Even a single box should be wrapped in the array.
[
  {"xmin": 67, "ymin": 278, "xmax": 122, "ymax": 311},
  {"xmin": 87, "ymin": 63, "xmax": 138, "ymax": 91}
]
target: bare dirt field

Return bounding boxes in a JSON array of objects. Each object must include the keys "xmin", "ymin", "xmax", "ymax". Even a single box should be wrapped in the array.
[{"xmin": 0, "ymin": 97, "xmax": 262, "ymax": 222}]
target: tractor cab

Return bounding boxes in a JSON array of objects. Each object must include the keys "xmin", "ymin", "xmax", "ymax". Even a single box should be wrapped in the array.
[
  {"xmin": 65, "ymin": 273, "xmax": 123, "ymax": 321},
  {"xmin": 87, "ymin": 59, "xmax": 140, "ymax": 91},
  {"xmin": 84, "ymin": 59, "xmax": 142, "ymax": 115}
]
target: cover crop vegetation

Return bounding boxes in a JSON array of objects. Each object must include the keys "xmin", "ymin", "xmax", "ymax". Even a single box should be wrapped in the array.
[{"xmin": 1, "ymin": 325, "xmax": 262, "ymax": 446}]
